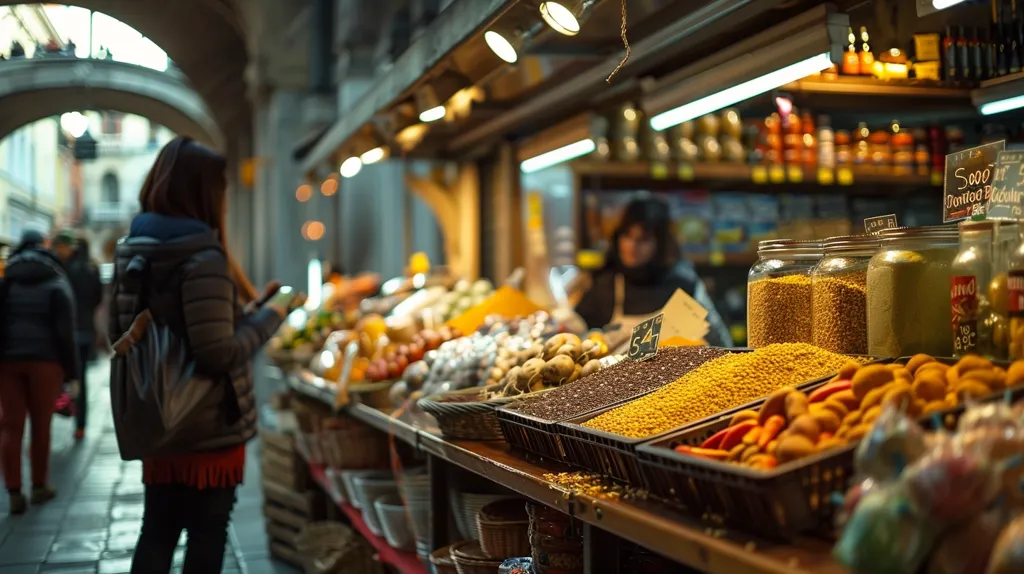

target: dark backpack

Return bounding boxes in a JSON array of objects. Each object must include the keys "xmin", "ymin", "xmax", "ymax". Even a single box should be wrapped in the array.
[{"xmin": 109, "ymin": 253, "xmax": 227, "ymax": 461}]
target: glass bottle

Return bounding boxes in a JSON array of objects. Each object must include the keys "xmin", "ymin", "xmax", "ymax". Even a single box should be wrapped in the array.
[
  {"xmin": 990, "ymin": 222, "xmax": 1019, "ymax": 359},
  {"xmin": 1006, "ymin": 226, "xmax": 1024, "ymax": 360},
  {"xmin": 843, "ymin": 27, "xmax": 860, "ymax": 75},
  {"xmin": 859, "ymin": 26, "xmax": 875, "ymax": 75},
  {"xmin": 945, "ymin": 25, "xmax": 958, "ymax": 80},
  {"xmin": 951, "ymin": 221, "xmax": 994, "ymax": 357}
]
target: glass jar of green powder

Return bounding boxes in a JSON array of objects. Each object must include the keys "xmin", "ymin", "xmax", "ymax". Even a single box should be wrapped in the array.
[{"xmin": 867, "ymin": 225, "xmax": 960, "ymax": 357}]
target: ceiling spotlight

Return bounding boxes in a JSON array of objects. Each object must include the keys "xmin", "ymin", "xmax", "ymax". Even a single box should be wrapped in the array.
[
  {"xmin": 419, "ymin": 106, "xmax": 446, "ymax": 123},
  {"xmin": 485, "ymin": 25, "xmax": 528, "ymax": 64},
  {"xmin": 539, "ymin": 1, "xmax": 593, "ymax": 36},
  {"xmin": 415, "ymin": 70, "xmax": 471, "ymax": 123},
  {"xmin": 339, "ymin": 156, "xmax": 362, "ymax": 178},
  {"xmin": 360, "ymin": 146, "xmax": 389, "ymax": 165}
]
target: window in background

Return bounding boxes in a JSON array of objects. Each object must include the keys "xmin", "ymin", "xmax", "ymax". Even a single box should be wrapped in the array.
[
  {"xmin": 101, "ymin": 112, "xmax": 123, "ymax": 135},
  {"xmin": 100, "ymin": 171, "xmax": 119, "ymax": 203}
]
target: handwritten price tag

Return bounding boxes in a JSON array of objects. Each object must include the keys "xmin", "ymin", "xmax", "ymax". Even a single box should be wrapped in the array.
[
  {"xmin": 864, "ymin": 214, "xmax": 899, "ymax": 234},
  {"xmin": 629, "ymin": 313, "xmax": 664, "ymax": 362},
  {"xmin": 985, "ymin": 150, "xmax": 1024, "ymax": 221},
  {"xmin": 943, "ymin": 140, "xmax": 1005, "ymax": 222}
]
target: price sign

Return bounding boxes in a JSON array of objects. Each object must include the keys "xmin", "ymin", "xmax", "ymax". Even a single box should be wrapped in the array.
[
  {"xmin": 629, "ymin": 313, "xmax": 663, "ymax": 362},
  {"xmin": 953, "ymin": 322, "xmax": 979, "ymax": 355},
  {"xmin": 864, "ymin": 214, "xmax": 899, "ymax": 234},
  {"xmin": 650, "ymin": 162, "xmax": 670, "ymax": 180},
  {"xmin": 984, "ymin": 150, "xmax": 1024, "ymax": 221},
  {"xmin": 751, "ymin": 165, "xmax": 768, "ymax": 184},
  {"xmin": 943, "ymin": 140, "xmax": 1005, "ymax": 222}
]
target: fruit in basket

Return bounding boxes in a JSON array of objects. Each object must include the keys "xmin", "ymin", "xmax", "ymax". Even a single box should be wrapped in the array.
[{"xmin": 357, "ymin": 314, "xmax": 388, "ymax": 340}]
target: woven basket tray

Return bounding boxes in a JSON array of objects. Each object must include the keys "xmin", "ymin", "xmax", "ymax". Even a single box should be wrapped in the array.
[
  {"xmin": 349, "ymin": 380, "xmax": 394, "ymax": 409},
  {"xmin": 418, "ymin": 385, "xmax": 554, "ymax": 441}
]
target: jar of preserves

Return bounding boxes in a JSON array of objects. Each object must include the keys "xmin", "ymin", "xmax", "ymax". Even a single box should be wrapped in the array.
[
  {"xmin": 867, "ymin": 225, "xmax": 959, "ymax": 357},
  {"xmin": 747, "ymin": 239, "xmax": 822, "ymax": 348},
  {"xmin": 812, "ymin": 235, "xmax": 879, "ymax": 355},
  {"xmin": 951, "ymin": 221, "xmax": 994, "ymax": 357}
]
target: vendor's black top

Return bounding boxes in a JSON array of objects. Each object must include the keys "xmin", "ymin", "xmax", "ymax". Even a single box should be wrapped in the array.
[
  {"xmin": 64, "ymin": 249, "xmax": 103, "ymax": 342},
  {"xmin": 575, "ymin": 262, "xmax": 733, "ymax": 347},
  {"xmin": 109, "ymin": 212, "xmax": 285, "ymax": 452},
  {"xmin": 0, "ymin": 244, "xmax": 78, "ymax": 377}
]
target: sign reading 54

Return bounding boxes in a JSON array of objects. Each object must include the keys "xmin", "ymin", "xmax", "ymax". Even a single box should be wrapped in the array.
[{"xmin": 629, "ymin": 313, "xmax": 664, "ymax": 362}]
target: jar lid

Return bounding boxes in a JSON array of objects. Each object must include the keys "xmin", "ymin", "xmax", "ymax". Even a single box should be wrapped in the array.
[
  {"xmin": 822, "ymin": 234, "xmax": 880, "ymax": 253},
  {"xmin": 876, "ymin": 224, "xmax": 959, "ymax": 242},
  {"xmin": 756, "ymin": 239, "xmax": 823, "ymax": 257}
]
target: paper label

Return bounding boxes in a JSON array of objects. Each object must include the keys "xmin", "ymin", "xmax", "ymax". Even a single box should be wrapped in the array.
[
  {"xmin": 1009, "ymin": 271, "xmax": 1024, "ymax": 316},
  {"xmin": 951, "ymin": 275, "xmax": 979, "ymax": 354}
]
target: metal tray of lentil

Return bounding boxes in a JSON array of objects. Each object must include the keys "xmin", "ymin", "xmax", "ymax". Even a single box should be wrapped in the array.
[
  {"xmin": 496, "ymin": 347, "xmax": 743, "ymax": 461},
  {"xmin": 634, "ymin": 355, "xmax": 1019, "ymax": 541},
  {"xmin": 556, "ymin": 371, "xmax": 842, "ymax": 487}
]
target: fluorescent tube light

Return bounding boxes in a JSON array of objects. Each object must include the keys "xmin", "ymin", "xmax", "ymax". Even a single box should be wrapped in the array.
[
  {"xmin": 649, "ymin": 52, "xmax": 834, "ymax": 132},
  {"xmin": 933, "ymin": 0, "xmax": 968, "ymax": 10},
  {"xmin": 419, "ymin": 105, "xmax": 446, "ymax": 123},
  {"xmin": 980, "ymin": 95, "xmax": 1024, "ymax": 116},
  {"xmin": 521, "ymin": 139, "xmax": 596, "ymax": 173}
]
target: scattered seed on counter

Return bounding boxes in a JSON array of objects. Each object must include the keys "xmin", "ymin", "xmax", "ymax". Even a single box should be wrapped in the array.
[
  {"xmin": 515, "ymin": 346, "xmax": 731, "ymax": 421},
  {"xmin": 542, "ymin": 471, "xmax": 646, "ymax": 501},
  {"xmin": 747, "ymin": 275, "xmax": 813, "ymax": 347},
  {"xmin": 582, "ymin": 343, "xmax": 857, "ymax": 439},
  {"xmin": 812, "ymin": 274, "xmax": 868, "ymax": 355}
]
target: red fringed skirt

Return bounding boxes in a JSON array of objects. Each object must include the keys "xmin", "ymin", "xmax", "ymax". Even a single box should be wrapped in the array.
[{"xmin": 143, "ymin": 445, "xmax": 246, "ymax": 489}]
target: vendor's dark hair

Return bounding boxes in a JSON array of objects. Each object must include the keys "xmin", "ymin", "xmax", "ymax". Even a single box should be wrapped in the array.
[{"xmin": 605, "ymin": 193, "xmax": 679, "ymax": 269}]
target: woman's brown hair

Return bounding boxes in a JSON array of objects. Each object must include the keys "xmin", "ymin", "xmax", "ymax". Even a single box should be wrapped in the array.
[{"xmin": 138, "ymin": 136, "xmax": 258, "ymax": 303}]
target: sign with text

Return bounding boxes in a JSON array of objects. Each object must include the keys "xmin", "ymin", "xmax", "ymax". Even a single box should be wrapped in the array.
[
  {"xmin": 864, "ymin": 214, "xmax": 899, "ymax": 234},
  {"xmin": 943, "ymin": 140, "xmax": 1006, "ymax": 222},
  {"xmin": 985, "ymin": 150, "xmax": 1024, "ymax": 221},
  {"xmin": 629, "ymin": 313, "xmax": 663, "ymax": 362}
]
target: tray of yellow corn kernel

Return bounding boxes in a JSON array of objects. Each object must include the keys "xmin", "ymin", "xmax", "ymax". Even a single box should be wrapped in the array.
[
  {"xmin": 633, "ymin": 354, "xmax": 1024, "ymax": 541},
  {"xmin": 555, "ymin": 343, "xmax": 865, "ymax": 485}
]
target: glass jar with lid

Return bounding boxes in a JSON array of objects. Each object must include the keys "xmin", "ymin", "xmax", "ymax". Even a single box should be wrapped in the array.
[
  {"xmin": 811, "ymin": 234, "xmax": 879, "ymax": 355},
  {"xmin": 989, "ymin": 223, "xmax": 1019, "ymax": 360},
  {"xmin": 950, "ymin": 221, "xmax": 994, "ymax": 358},
  {"xmin": 747, "ymin": 239, "xmax": 822, "ymax": 348},
  {"xmin": 867, "ymin": 225, "xmax": 959, "ymax": 358}
]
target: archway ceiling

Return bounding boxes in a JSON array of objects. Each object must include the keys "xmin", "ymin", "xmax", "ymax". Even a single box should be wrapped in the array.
[{"xmin": 0, "ymin": 0, "xmax": 251, "ymax": 145}]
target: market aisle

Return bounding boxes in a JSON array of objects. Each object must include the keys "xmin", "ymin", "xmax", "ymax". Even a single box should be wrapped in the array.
[{"xmin": 0, "ymin": 359, "xmax": 287, "ymax": 574}]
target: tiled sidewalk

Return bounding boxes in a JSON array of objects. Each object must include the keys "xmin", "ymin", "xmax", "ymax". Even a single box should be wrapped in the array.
[{"xmin": 0, "ymin": 360, "xmax": 297, "ymax": 574}]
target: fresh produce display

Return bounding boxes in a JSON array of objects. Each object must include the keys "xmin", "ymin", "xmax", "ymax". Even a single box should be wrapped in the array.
[
  {"xmin": 582, "ymin": 343, "xmax": 856, "ymax": 439},
  {"xmin": 674, "ymin": 355, "xmax": 1024, "ymax": 468},
  {"xmin": 388, "ymin": 279, "xmax": 495, "ymax": 323},
  {"xmin": 832, "ymin": 399, "xmax": 1024, "ymax": 574},
  {"xmin": 268, "ymin": 308, "xmax": 354, "ymax": 359},
  {"xmin": 515, "ymin": 346, "xmax": 730, "ymax": 422},
  {"xmin": 496, "ymin": 331, "xmax": 613, "ymax": 397}
]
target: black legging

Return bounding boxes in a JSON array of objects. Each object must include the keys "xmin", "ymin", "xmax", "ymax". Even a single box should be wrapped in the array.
[
  {"xmin": 132, "ymin": 484, "xmax": 237, "ymax": 574},
  {"xmin": 75, "ymin": 343, "xmax": 91, "ymax": 430}
]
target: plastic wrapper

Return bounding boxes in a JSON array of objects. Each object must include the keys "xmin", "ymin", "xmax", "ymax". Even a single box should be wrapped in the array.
[
  {"xmin": 855, "ymin": 404, "xmax": 928, "ymax": 482},
  {"xmin": 959, "ymin": 403, "xmax": 1019, "ymax": 436},
  {"xmin": 927, "ymin": 507, "xmax": 1009, "ymax": 574},
  {"xmin": 835, "ymin": 477, "xmax": 883, "ymax": 530},
  {"xmin": 903, "ymin": 443, "xmax": 1000, "ymax": 525},
  {"xmin": 499, "ymin": 557, "xmax": 533, "ymax": 574},
  {"xmin": 987, "ymin": 513, "xmax": 1024, "ymax": 574},
  {"xmin": 834, "ymin": 483, "xmax": 938, "ymax": 574}
]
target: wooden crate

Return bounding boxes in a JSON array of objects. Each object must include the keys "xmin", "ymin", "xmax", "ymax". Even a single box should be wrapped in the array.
[
  {"xmin": 266, "ymin": 518, "xmax": 303, "ymax": 567},
  {"xmin": 260, "ymin": 429, "xmax": 308, "ymax": 491},
  {"xmin": 262, "ymin": 479, "xmax": 324, "ymax": 518}
]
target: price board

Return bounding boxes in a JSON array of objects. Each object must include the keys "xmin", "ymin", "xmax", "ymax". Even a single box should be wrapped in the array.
[
  {"xmin": 864, "ymin": 214, "xmax": 899, "ymax": 234},
  {"xmin": 629, "ymin": 313, "xmax": 664, "ymax": 362},
  {"xmin": 984, "ymin": 150, "xmax": 1024, "ymax": 221},
  {"xmin": 943, "ymin": 140, "xmax": 1005, "ymax": 222}
]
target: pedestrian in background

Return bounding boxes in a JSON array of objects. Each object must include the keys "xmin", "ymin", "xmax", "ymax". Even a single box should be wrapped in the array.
[
  {"xmin": 52, "ymin": 230, "xmax": 102, "ymax": 440},
  {"xmin": 0, "ymin": 228, "xmax": 78, "ymax": 514}
]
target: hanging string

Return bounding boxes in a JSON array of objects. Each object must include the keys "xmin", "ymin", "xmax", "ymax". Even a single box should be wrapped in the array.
[{"xmin": 606, "ymin": 0, "xmax": 630, "ymax": 83}]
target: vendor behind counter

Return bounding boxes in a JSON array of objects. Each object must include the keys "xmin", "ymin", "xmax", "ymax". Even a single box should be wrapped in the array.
[{"xmin": 575, "ymin": 194, "xmax": 733, "ymax": 347}]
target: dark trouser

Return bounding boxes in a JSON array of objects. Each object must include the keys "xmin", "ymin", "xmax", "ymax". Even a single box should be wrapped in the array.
[
  {"xmin": 75, "ymin": 343, "xmax": 91, "ymax": 431},
  {"xmin": 132, "ymin": 484, "xmax": 237, "ymax": 574},
  {"xmin": 0, "ymin": 361, "xmax": 63, "ymax": 490}
]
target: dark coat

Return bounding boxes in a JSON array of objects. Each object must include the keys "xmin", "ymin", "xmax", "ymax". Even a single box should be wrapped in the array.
[
  {"xmin": 108, "ymin": 213, "xmax": 284, "ymax": 453},
  {"xmin": 0, "ymin": 247, "xmax": 78, "ymax": 377},
  {"xmin": 65, "ymin": 253, "xmax": 103, "ymax": 342},
  {"xmin": 575, "ymin": 263, "xmax": 733, "ymax": 347}
]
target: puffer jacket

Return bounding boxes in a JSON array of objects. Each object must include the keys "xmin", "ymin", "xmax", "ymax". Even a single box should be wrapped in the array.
[
  {"xmin": 0, "ymin": 247, "xmax": 78, "ymax": 377},
  {"xmin": 108, "ymin": 213, "xmax": 284, "ymax": 453}
]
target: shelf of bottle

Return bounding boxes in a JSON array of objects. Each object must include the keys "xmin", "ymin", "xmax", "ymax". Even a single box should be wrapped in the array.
[{"xmin": 781, "ymin": 75, "xmax": 972, "ymax": 99}]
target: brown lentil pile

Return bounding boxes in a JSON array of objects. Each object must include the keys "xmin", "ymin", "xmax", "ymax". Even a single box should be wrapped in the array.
[
  {"xmin": 582, "ymin": 343, "xmax": 854, "ymax": 439},
  {"xmin": 812, "ymin": 272, "xmax": 868, "ymax": 355},
  {"xmin": 542, "ymin": 472, "xmax": 645, "ymax": 501},
  {"xmin": 747, "ymin": 275, "xmax": 813, "ymax": 347},
  {"xmin": 515, "ymin": 346, "xmax": 731, "ymax": 421}
]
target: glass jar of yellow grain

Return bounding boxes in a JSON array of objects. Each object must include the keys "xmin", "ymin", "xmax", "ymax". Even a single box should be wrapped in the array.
[
  {"xmin": 747, "ymin": 239, "xmax": 822, "ymax": 348},
  {"xmin": 811, "ymin": 235, "xmax": 879, "ymax": 355},
  {"xmin": 867, "ymin": 225, "xmax": 959, "ymax": 357}
]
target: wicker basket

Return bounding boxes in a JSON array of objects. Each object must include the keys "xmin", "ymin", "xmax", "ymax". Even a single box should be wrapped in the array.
[
  {"xmin": 451, "ymin": 491, "xmax": 519, "ymax": 541},
  {"xmin": 320, "ymin": 420, "xmax": 389, "ymax": 469},
  {"xmin": 450, "ymin": 540, "xmax": 504, "ymax": 574},
  {"xmin": 295, "ymin": 521, "xmax": 382, "ymax": 574},
  {"xmin": 350, "ymin": 380, "xmax": 395, "ymax": 409},
  {"xmin": 418, "ymin": 385, "xmax": 552, "ymax": 441},
  {"xmin": 430, "ymin": 545, "xmax": 459, "ymax": 574},
  {"xmin": 477, "ymin": 499, "xmax": 530, "ymax": 559}
]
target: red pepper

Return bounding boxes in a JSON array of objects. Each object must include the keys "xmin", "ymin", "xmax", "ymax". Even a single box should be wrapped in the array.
[
  {"xmin": 720, "ymin": 420, "xmax": 758, "ymax": 451},
  {"xmin": 809, "ymin": 380, "xmax": 852, "ymax": 403},
  {"xmin": 674, "ymin": 445, "xmax": 730, "ymax": 460},
  {"xmin": 758, "ymin": 415, "xmax": 786, "ymax": 449},
  {"xmin": 700, "ymin": 427, "xmax": 731, "ymax": 450}
]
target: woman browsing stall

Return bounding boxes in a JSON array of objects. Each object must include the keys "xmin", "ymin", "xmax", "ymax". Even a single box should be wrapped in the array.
[{"xmin": 575, "ymin": 194, "xmax": 732, "ymax": 347}]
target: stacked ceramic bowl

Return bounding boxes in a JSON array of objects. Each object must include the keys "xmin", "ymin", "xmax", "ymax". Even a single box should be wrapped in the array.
[
  {"xmin": 373, "ymin": 494, "xmax": 414, "ymax": 551},
  {"xmin": 398, "ymin": 467, "xmax": 431, "ymax": 560},
  {"xmin": 350, "ymin": 475, "xmax": 398, "ymax": 535}
]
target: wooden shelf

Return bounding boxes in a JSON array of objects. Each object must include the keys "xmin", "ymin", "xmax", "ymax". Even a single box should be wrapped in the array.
[
  {"xmin": 573, "ymin": 160, "xmax": 940, "ymax": 193},
  {"xmin": 781, "ymin": 76, "xmax": 971, "ymax": 99},
  {"xmin": 308, "ymin": 463, "xmax": 427, "ymax": 574}
]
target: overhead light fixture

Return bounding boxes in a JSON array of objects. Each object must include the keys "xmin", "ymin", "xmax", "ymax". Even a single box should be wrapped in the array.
[
  {"xmin": 932, "ymin": 0, "xmax": 967, "ymax": 9},
  {"xmin": 415, "ymin": 70, "xmax": 471, "ymax": 123},
  {"xmin": 650, "ymin": 52, "xmax": 833, "ymax": 131},
  {"xmin": 485, "ymin": 25, "xmax": 527, "ymax": 64},
  {"xmin": 521, "ymin": 138, "xmax": 596, "ymax": 173},
  {"xmin": 419, "ymin": 106, "xmax": 446, "ymax": 123},
  {"xmin": 60, "ymin": 112, "xmax": 89, "ymax": 138},
  {"xmin": 360, "ymin": 146, "xmax": 390, "ymax": 164},
  {"xmin": 980, "ymin": 95, "xmax": 1024, "ymax": 116},
  {"xmin": 539, "ymin": 1, "xmax": 594, "ymax": 36},
  {"xmin": 339, "ymin": 156, "xmax": 362, "ymax": 178}
]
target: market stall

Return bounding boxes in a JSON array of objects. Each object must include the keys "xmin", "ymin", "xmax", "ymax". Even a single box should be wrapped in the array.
[{"xmin": 264, "ymin": 0, "xmax": 1024, "ymax": 571}]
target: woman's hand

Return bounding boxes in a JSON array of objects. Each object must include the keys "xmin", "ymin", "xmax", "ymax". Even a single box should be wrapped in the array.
[
  {"xmin": 245, "ymin": 281, "xmax": 281, "ymax": 314},
  {"xmin": 267, "ymin": 291, "xmax": 308, "ymax": 319}
]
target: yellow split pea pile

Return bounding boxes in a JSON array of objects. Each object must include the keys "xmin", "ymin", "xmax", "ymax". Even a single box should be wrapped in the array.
[{"xmin": 582, "ymin": 343, "xmax": 856, "ymax": 439}]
